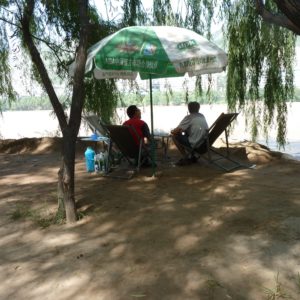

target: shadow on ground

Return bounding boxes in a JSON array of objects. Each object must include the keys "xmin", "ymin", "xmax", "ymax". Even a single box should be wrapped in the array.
[{"xmin": 1, "ymin": 138, "xmax": 300, "ymax": 299}]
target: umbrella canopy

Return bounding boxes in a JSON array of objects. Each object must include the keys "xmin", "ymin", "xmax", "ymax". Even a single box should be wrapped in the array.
[{"xmin": 70, "ymin": 26, "xmax": 227, "ymax": 81}]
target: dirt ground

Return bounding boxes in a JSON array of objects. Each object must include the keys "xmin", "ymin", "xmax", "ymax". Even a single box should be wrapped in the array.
[{"xmin": 1, "ymin": 137, "xmax": 300, "ymax": 300}]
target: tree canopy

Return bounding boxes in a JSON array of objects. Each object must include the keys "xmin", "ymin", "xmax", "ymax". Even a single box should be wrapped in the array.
[
  {"xmin": 105, "ymin": 0, "xmax": 299, "ymax": 146},
  {"xmin": 1, "ymin": 1, "xmax": 299, "ymax": 146},
  {"xmin": 0, "ymin": 0, "xmax": 119, "ymax": 122}
]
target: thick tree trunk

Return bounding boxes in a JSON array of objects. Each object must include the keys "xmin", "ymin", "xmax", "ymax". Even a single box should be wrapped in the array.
[
  {"xmin": 274, "ymin": 0, "xmax": 300, "ymax": 31},
  {"xmin": 255, "ymin": 0, "xmax": 300, "ymax": 35},
  {"xmin": 56, "ymin": 129, "xmax": 80, "ymax": 223},
  {"xmin": 21, "ymin": 0, "xmax": 89, "ymax": 223},
  {"xmin": 57, "ymin": 164, "xmax": 65, "ymax": 220},
  {"xmin": 60, "ymin": 129, "xmax": 78, "ymax": 223}
]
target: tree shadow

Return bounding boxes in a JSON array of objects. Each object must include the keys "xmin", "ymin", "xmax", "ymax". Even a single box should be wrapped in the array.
[{"xmin": 1, "ymin": 149, "xmax": 300, "ymax": 299}]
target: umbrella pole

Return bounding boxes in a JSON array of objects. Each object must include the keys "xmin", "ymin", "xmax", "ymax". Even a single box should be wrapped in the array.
[
  {"xmin": 149, "ymin": 75, "xmax": 154, "ymax": 135},
  {"xmin": 149, "ymin": 75, "xmax": 156, "ymax": 175}
]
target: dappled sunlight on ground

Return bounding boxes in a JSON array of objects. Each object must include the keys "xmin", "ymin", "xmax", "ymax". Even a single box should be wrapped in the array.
[{"xmin": 1, "ymin": 138, "xmax": 300, "ymax": 299}]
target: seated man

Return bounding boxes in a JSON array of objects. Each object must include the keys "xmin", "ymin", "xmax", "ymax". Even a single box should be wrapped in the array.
[
  {"xmin": 171, "ymin": 101, "xmax": 208, "ymax": 166},
  {"xmin": 123, "ymin": 105, "xmax": 151, "ymax": 144},
  {"xmin": 123, "ymin": 105, "xmax": 152, "ymax": 167}
]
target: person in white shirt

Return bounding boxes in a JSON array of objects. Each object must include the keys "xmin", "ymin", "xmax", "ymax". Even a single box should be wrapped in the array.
[{"xmin": 171, "ymin": 101, "xmax": 208, "ymax": 166}]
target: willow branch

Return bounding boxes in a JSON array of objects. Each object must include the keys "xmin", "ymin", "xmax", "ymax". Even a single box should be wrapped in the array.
[
  {"xmin": 31, "ymin": 34, "xmax": 74, "ymax": 54},
  {"xmin": 0, "ymin": 16, "xmax": 21, "ymax": 29},
  {"xmin": 21, "ymin": 0, "xmax": 67, "ymax": 130},
  {"xmin": 1, "ymin": 6, "xmax": 17, "ymax": 15}
]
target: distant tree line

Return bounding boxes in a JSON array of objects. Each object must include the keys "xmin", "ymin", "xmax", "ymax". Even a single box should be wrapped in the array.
[
  {"xmin": 1, "ymin": 96, "xmax": 53, "ymax": 111},
  {"xmin": 3, "ymin": 88, "xmax": 300, "ymax": 112}
]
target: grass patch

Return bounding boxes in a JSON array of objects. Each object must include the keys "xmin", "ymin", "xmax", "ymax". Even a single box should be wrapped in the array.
[
  {"xmin": 10, "ymin": 205, "xmax": 35, "ymax": 221},
  {"xmin": 9, "ymin": 204, "xmax": 87, "ymax": 228},
  {"xmin": 9, "ymin": 204, "xmax": 66, "ymax": 228}
]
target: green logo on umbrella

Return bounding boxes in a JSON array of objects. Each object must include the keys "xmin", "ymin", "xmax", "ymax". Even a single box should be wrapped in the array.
[
  {"xmin": 179, "ymin": 56, "xmax": 216, "ymax": 68},
  {"xmin": 177, "ymin": 39, "xmax": 197, "ymax": 50},
  {"xmin": 117, "ymin": 42, "xmax": 139, "ymax": 53},
  {"xmin": 143, "ymin": 43, "xmax": 157, "ymax": 56}
]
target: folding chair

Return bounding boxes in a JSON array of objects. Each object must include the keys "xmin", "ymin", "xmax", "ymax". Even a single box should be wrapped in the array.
[
  {"xmin": 189, "ymin": 112, "xmax": 243, "ymax": 172},
  {"xmin": 105, "ymin": 125, "xmax": 153, "ymax": 178},
  {"xmin": 83, "ymin": 114, "xmax": 108, "ymax": 137}
]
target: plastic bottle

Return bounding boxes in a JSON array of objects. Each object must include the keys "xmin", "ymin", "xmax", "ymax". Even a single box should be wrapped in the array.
[
  {"xmin": 84, "ymin": 147, "xmax": 95, "ymax": 172},
  {"xmin": 99, "ymin": 152, "xmax": 104, "ymax": 173},
  {"xmin": 103, "ymin": 150, "xmax": 108, "ymax": 173},
  {"xmin": 94, "ymin": 154, "xmax": 99, "ymax": 173}
]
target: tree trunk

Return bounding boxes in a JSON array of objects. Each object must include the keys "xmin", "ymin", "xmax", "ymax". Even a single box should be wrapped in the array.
[
  {"xmin": 57, "ymin": 163, "xmax": 66, "ymax": 220},
  {"xmin": 275, "ymin": 0, "xmax": 300, "ymax": 31},
  {"xmin": 255, "ymin": 0, "xmax": 300, "ymax": 35},
  {"xmin": 60, "ymin": 129, "xmax": 78, "ymax": 223},
  {"xmin": 21, "ymin": 0, "xmax": 89, "ymax": 223}
]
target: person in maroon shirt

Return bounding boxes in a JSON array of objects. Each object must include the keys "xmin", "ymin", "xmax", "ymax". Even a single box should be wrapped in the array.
[{"xmin": 123, "ymin": 105, "xmax": 151, "ymax": 145}]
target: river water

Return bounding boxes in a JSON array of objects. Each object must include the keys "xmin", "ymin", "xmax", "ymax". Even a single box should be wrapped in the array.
[{"xmin": 1, "ymin": 104, "xmax": 300, "ymax": 159}]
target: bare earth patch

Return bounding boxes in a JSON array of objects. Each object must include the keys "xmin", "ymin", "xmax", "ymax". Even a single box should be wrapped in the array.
[{"xmin": 1, "ymin": 137, "xmax": 300, "ymax": 300}]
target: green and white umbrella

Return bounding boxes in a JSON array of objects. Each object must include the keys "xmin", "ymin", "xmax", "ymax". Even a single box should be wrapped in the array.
[{"xmin": 70, "ymin": 25, "xmax": 227, "ymax": 132}]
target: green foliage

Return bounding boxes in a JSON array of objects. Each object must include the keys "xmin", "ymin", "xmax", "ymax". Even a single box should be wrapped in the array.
[
  {"xmin": 42, "ymin": 0, "xmax": 81, "ymax": 44},
  {"xmin": 153, "ymin": 0, "xmax": 175, "ymax": 25},
  {"xmin": 1, "ymin": 95, "xmax": 52, "ymax": 110},
  {"xmin": 184, "ymin": 0, "xmax": 216, "ymax": 38},
  {"xmin": 84, "ymin": 79, "xmax": 119, "ymax": 123},
  {"xmin": 0, "ymin": 1, "xmax": 120, "ymax": 123},
  {"xmin": 0, "ymin": 24, "xmax": 17, "ymax": 108},
  {"xmin": 122, "ymin": 0, "xmax": 147, "ymax": 26},
  {"xmin": 225, "ymin": 0, "xmax": 296, "ymax": 147},
  {"xmin": 0, "ymin": 0, "xmax": 298, "ymax": 148}
]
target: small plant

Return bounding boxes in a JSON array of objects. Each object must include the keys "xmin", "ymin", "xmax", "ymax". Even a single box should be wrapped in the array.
[
  {"xmin": 263, "ymin": 272, "xmax": 292, "ymax": 300},
  {"xmin": 9, "ymin": 205, "xmax": 33, "ymax": 220},
  {"xmin": 205, "ymin": 279, "xmax": 225, "ymax": 300},
  {"xmin": 296, "ymin": 272, "xmax": 300, "ymax": 293},
  {"xmin": 77, "ymin": 211, "xmax": 87, "ymax": 220}
]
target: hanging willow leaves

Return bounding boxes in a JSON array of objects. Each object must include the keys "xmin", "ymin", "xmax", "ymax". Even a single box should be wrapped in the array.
[
  {"xmin": 225, "ymin": 0, "xmax": 296, "ymax": 147},
  {"xmin": 0, "ymin": 7, "xmax": 17, "ymax": 110},
  {"xmin": 122, "ymin": 0, "xmax": 147, "ymax": 26},
  {"xmin": 1, "ymin": 0, "xmax": 299, "ymax": 148},
  {"xmin": 84, "ymin": 79, "xmax": 119, "ymax": 124},
  {"xmin": 153, "ymin": 0, "xmax": 175, "ymax": 25}
]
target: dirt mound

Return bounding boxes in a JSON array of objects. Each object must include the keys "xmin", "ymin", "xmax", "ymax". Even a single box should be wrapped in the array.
[
  {"xmin": 0, "ymin": 137, "xmax": 101, "ymax": 155},
  {"xmin": 209, "ymin": 139, "xmax": 284, "ymax": 164},
  {"xmin": 0, "ymin": 137, "xmax": 62, "ymax": 154},
  {"xmin": 227, "ymin": 140, "xmax": 283, "ymax": 164},
  {"xmin": 0, "ymin": 137, "xmax": 284, "ymax": 164}
]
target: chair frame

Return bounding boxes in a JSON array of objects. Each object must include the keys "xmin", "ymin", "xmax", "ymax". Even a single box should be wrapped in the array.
[
  {"xmin": 83, "ymin": 114, "xmax": 109, "ymax": 137},
  {"xmin": 189, "ymin": 112, "xmax": 243, "ymax": 172},
  {"xmin": 105, "ymin": 124, "xmax": 153, "ymax": 178}
]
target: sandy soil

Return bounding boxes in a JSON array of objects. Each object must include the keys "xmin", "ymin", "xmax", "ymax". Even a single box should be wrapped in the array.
[{"xmin": 1, "ymin": 137, "xmax": 300, "ymax": 300}]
